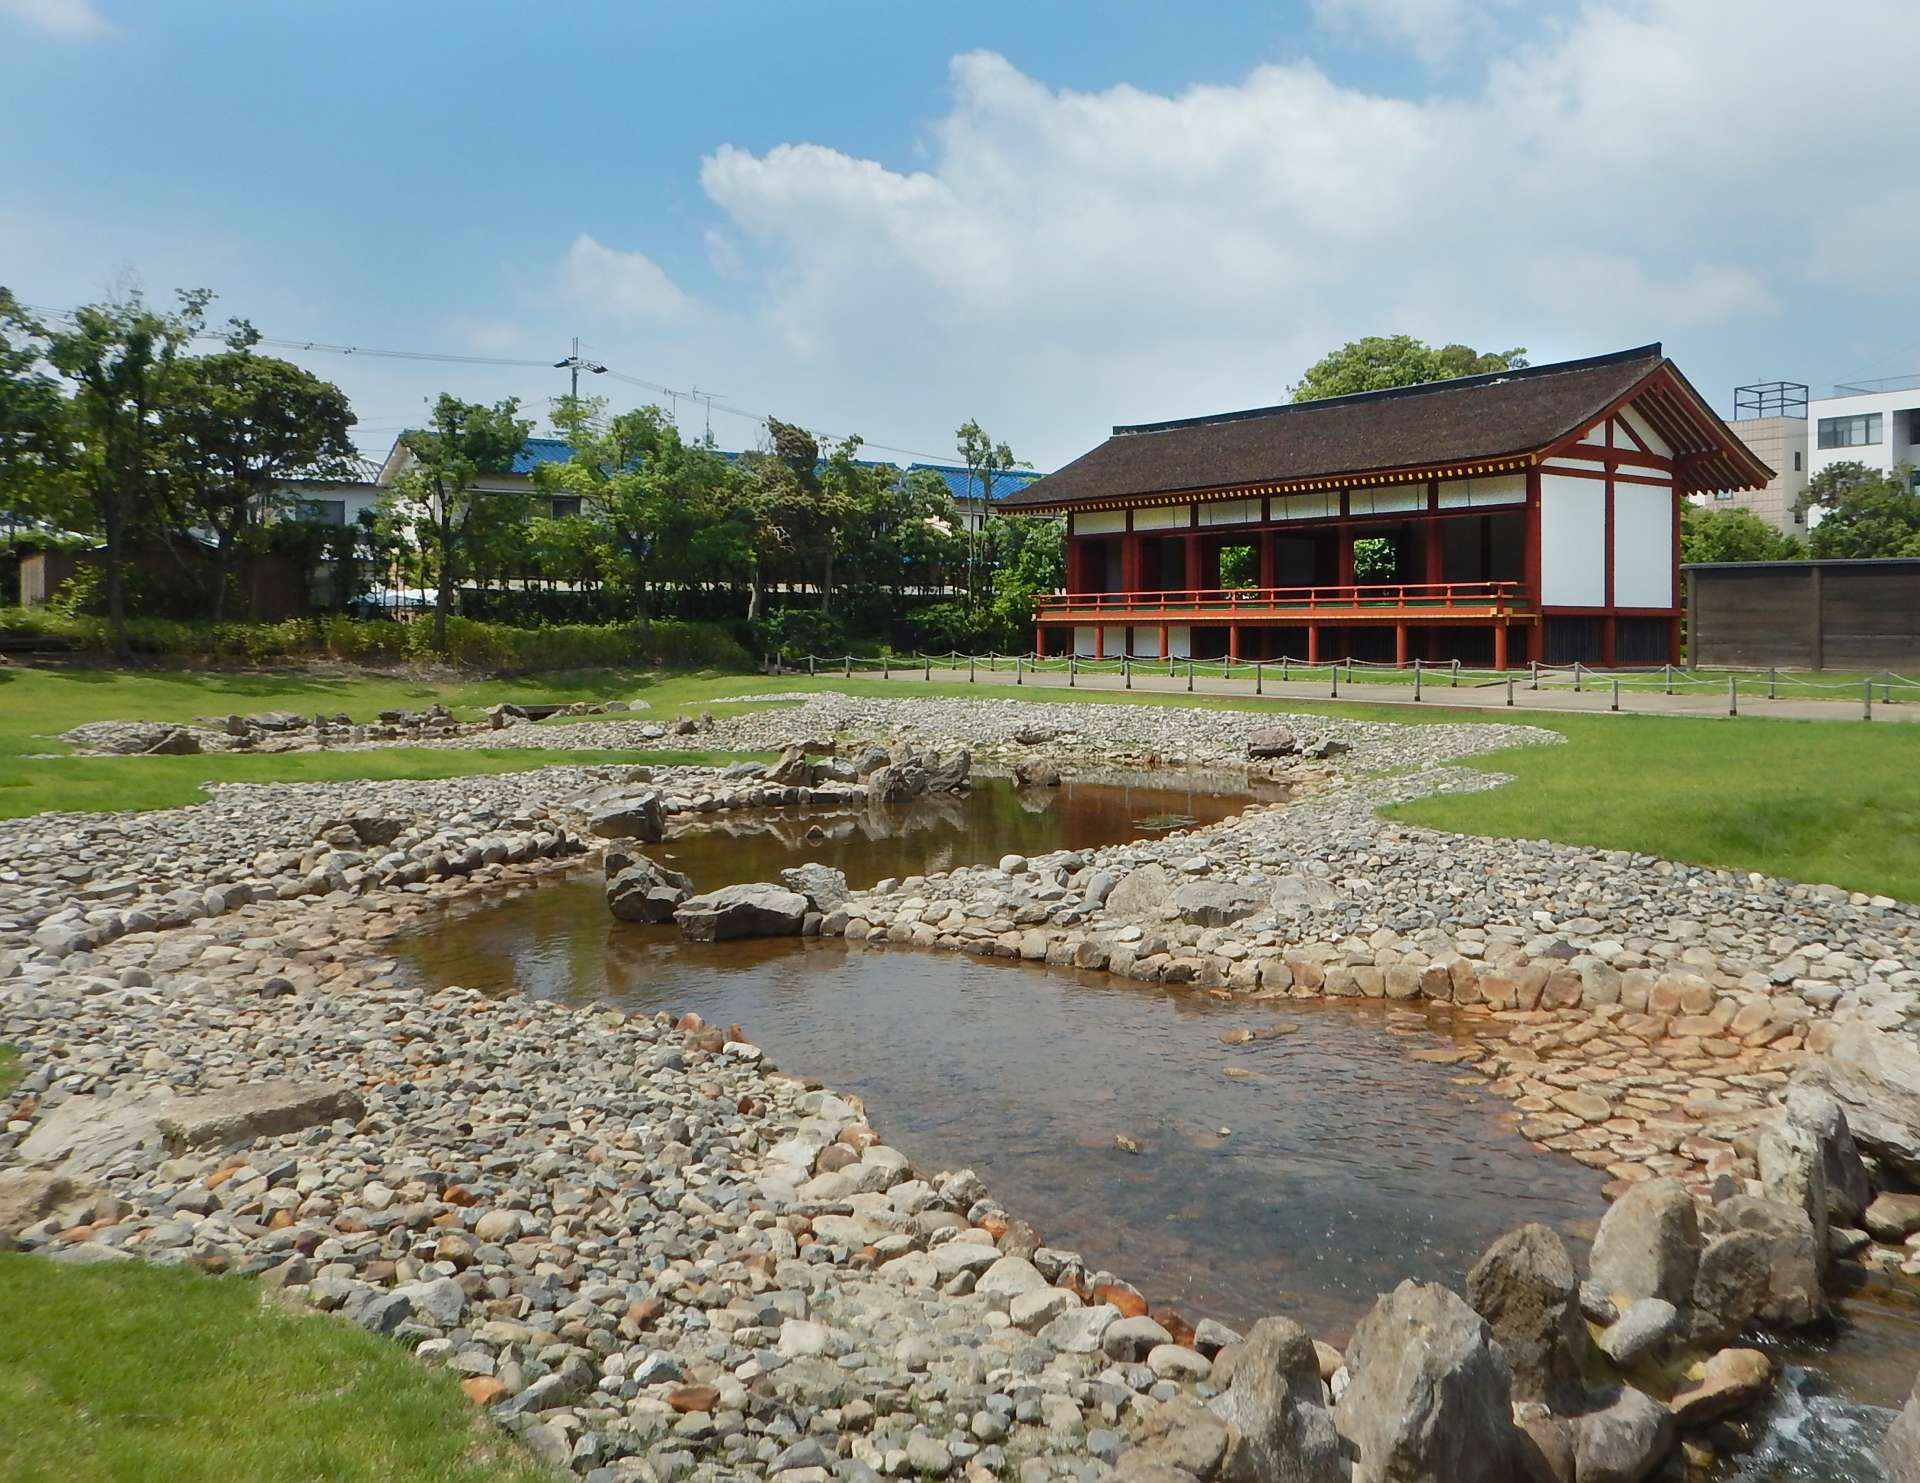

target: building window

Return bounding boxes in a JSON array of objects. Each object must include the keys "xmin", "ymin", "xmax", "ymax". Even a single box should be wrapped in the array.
[
  {"xmin": 1793, "ymin": 451, "xmax": 1802, "ymax": 471},
  {"xmin": 1817, "ymin": 413, "xmax": 1882, "ymax": 449},
  {"xmin": 295, "ymin": 498, "xmax": 346, "ymax": 526},
  {"xmin": 1713, "ymin": 491, "xmax": 1733, "ymax": 501},
  {"xmin": 548, "ymin": 496, "xmax": 582, "ymax": 519}
]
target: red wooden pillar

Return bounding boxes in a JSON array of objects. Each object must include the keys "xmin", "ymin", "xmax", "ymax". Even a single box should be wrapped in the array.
[
  {"xmin": 1423, "ymin": 516, "xmax": 1445, "ymax": 660},
  {"xmin": 1523, "ymin": 469, "xmax": 1542, "ymax": 605},
  {"xmin": 1066, "ymin": 538, "xmax": 1082, "ymax": 595},
  {"xmin": 1394, "ymin": 623, "xmax": 1409, "ymax": 668},
  {"xmin": 1601, "ymin": 615, "xmax": 1617, "ymax": 669},
  {"xmin": 1667, "ymin": 616, "xmax": 1682, "ymax": 666},
  {"xmin": 1034, "ymin": 624, "xmax": 1045, "ymax": 657},
  {"xmin": 1184, "ymin": 533, "xmax": 1201, "ymax": 591},
  {"xmin": 1157, "ymin": 623, "xmax": 1168, "ymax": 659},
  {"xmin": 1493, "ymin": 623, "xmax": 1509, "ymax": 671},
  {"xmin": 1307, "ymin": 624, "xmax": 1321, "ymax": 664},
  {"xmin": 1258, "ymin": 530, "xmax": 1276, "ymax": 590},
  {"xmin": 1337, "ymin": 524, "xmax": 1355, "ymax": 588},
  {"xmin": 1094, "ymin": 623, "xmax": 1104, "ymax": 659},
  {"xmin": 1229, "ymin": 623, "xmax": 1241, "ymax": 661}
]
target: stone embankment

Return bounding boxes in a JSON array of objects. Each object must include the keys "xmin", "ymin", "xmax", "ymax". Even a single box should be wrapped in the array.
[{"xmin": 6, "ymin": 691, "xmax": 1920, "ymax": 1482}]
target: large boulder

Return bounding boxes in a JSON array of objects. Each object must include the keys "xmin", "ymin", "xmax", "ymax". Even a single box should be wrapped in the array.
[
  {"xmin": 674, "ymin": 883, "xmax": 810, "ymax": 942},
  {"xmin": 1571, "ymin": 1386, "xmax": 1675, "ymax": 1483},
  {"xmin": 1764, "ymin": 1083, "xmax": 1870, "ymax": 1226},
  {"xmin": 1588, "ymin": 1180, "xmax": 1701, "ymax": 1307},
  {"xmin": 1464, "ymin": 1223, "xmax": 1588, "ymax": 1410},
  {"xmin": 1710, "ymin": 1196, "xmax": 1823, "ymax": 1329},
  {"xmin": 1885, "ymin": 1374, "xmax": 1920, "ymax": 1483},
  {"xmin": 1334, "ymin": 1280, "xmax": 1523, "ymax": 1483},
  {"xmin": 1205, "ymin": 1316, "xmax": 1349, "ymax": 1483},
  {"xmin": 1247, "ymin": 728, "xmax": 1300, "ymax": 760},
  {"xmin": 1014, "ymin": 757, "xmax": 1063, "ymax": 788},
  {"xmin": 768, "ymin": 745, "xmax": 812, "ymax": 787},
  {"xmin": 780, "ymin": 863, "xmax": 850, "ymax": 912},
  {"xmin": 589, "ymin": 791, "xmax": 666, "ymax": 843},
  {"xmin": 866, "ymin": 762, "xmax": 927, "ymax": 803},
  {"xmin": 1687, "ymin": 1229, "xmax": 1774, "ymax": 1347},
  {"xmin": 1174, "ymin": 881, "xmax": 1264, "ymax": 928},
  {"xmin": 607, "ymin": 857, "xmax": 693, "ymax": 923},
  {"xmin": 925, "ymin": 749, "xmax": 971, "ymax": 792},
  {"xmin": 1669, "ymin": 1348, "xmax": 1772, "ymax": 1428},
  {"xmin": 18, "ymin": 1089, "xmax": 170, "ymax": 1176},
  {"xmin": 1107, "ymin": 864, "xmax": 1177, "ymax": 918},
  {"xmin": 1795, "ymin": 1022, "xmax": 1920, "ymax": 1184},
  {"xmin": 158, "ymin": 1082, "xmax": 365, "ymax": 1152}
]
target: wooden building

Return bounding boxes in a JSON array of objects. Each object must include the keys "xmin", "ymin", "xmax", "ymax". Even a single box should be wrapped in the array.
[{"xmin": 1002, "ymin": 344, "xmax": 1770, "ymax": 669}]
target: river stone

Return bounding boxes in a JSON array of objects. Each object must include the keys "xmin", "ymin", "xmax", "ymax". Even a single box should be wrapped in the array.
[
  {"xmin": 1014, "ymin": 758, "xmax": 1062, "ymax": 788},
  {"xmin": 1774, "ymin": 1083, "xmax": 1870, "ymax": 1224},
  {"xmin": 1041, "ymin": 1303, "xmax": 1120, "ymax": 1353},
  {"xmin": 588, "ymin": 791, "xmax": 665, "ymax": 842},
  {"xmin": 1866, "ymin": 1193, "xmax": 1920, "ymax": 1242},
  {"xmin": 158, "ymin": 1082, "xmax": 366, "ymax": 1152},
  {"xmin": 1669, "ymin": 1348, "xmax": 1772, "ymax": 1427},
  {"xmin": 1205, "ymin": 1316, "xmax": 1346, "ymax": 1483},
  {"xmin": 1464, "ymin": 1222, "xmax": 1587, "ymax": 1409},
  {"xmin": 607, "ymin": 857, "xmax": 693, "ymax": 923},
  {"xmin": 1107, "ymin": 864, "xmax": 1176, "ymax": 918},
  {"xmin": 780, "ymin": 863, "xmax": 850, "ymax": 912},
  {"xmin": 17, "ymin": 1089, "xmax": 169, "ymax": 1176},
  {"xmin": 1173, "ymin": 882, "xmax": 1263, "ymax": 928},
  {"xmin": 924, "ymin": 749, "xmax": 971, "ymax": 792},
  {"xmin": 1572, "ymin": 1386, "xmax": 1675, "ymax": 1483},
  {"xmin": 976, "ymin": 1255, "xmax": 1048, "ymax": 1297},
  {"xmin": 1795, "ymin": 1022, "xmax": 1920, "ymax": 1185},
  {"xmin": 1687, "ymin": 1229, "xmax": 1774, "ymax": 1346},
  {"xmin": 0, "ymin": 1169, "xmax": 101, "ymax": 1245},
  {"xmin": 1588, "ymin": 1179, "xmax": 1701, "ymax": 1306},
  {"xmin": 768, "ymin": 745, "xmax": 811, "ymax": 787},
  {"xmin": 1246, "ymin": 728, "xmax": 1299, "ymax": 759},
  {"xmin": 1126, "ymin": 1397, "xmax": 1232, "ymax": 1481},
  {"xmin": 674, "ymin": 883, "xmax": 810, "ymax": 942},
  {"xmin": 1713, "ymin": 1196, "xmax": 1823, "ymax": 1328},
  {"xmin": 1885, "ymin": 1375, "xmax": 1920, "ymax": 1483},
  {"xmin": 1596, "ymin": 1298, "xmax": 1679, "ymax": 1367},
  {"xmin": 1334, "ymin": 1279, "xmax": 1523, "ymax": 1483},
  {"xmin": 1104, "ymin": 1315, "xmax": 1175, "ymax": 1362}
]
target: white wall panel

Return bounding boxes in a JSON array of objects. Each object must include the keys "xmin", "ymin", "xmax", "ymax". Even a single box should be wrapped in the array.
[
  {"xmin": 1619, "ymin": 405, "xmax": 1672, "ymax": 457},
  {"xmin": 1073, "ymin": 626, "xmax": 1095, "ymax": 656},
  {"xmin": 1539, "ymin": 473, "xmax": 1605, "ymax": 606},
  {"xmin": 1167, "ymin": 626, "xmax": 1192, "ymax": 659},
  {"xmin": 1132, "ymin": 505, "xmax": 1189, "ymax": 531},
  {"xmin": 1612, "ymin": 482, "xmax": 1674, "ymax": 607},
  {"xmin": 1273, "ymin": 491, "xmax": 1339, "ymax": 521},
  {"xmin": 1437, "ymin": 473, "xmax": 1526, "ymax": 508},
  {"xmin": 1103, "ymin": 625, "xmax": 1128, "ymax": 655},
  {"xmin": 1348, "ymin": 484, "xmax": 1426, "ymax": 515},
  {"xmin": 1072, "ymin": 510, "xmax": 1125, "ymax": 536},
  {"xmin": 1198, "ymin": 498, "xmax": 1260, "ymax": 526}
]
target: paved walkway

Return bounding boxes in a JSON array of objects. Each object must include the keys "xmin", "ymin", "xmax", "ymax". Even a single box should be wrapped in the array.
[{"xmin": 845, "ymin": 663, "xmax": 1915, "ymax": 723}]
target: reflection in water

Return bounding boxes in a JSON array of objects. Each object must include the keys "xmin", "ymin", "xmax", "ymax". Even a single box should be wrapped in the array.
[{"xmin": 394, "ymin": 773, "xmax": 1607, "ymax": 1336}]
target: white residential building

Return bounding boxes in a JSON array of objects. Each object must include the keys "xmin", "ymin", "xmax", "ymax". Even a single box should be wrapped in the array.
[
  {"xmin": 1711, "ymin": 383, "xmax": 1808, "ymax": 533},
  {"xmin": 1807, "ymin": 376, "xmax": 1920, "ymax": 490}
]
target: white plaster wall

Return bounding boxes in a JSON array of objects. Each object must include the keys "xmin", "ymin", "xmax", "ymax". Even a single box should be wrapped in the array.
[
  {"xmin": 1539, "ymin": 473, "xmax": 1605, "ymax": 606},
  {"xmin": 1578, "ymin": 422, "xmax": 1608, "ymax": 446},
  {"xmin": 1073, "ymin": 626, "xmax": 1095, "ymax": 656},
  {"xmin": 1198, "ymin": 498, "xmax": 1260, "ymax": 526},
  {"xmin": 1072, "ymin": 510, "xmax": 1126, "ymax": 536},
  {"xmin": 1167, "ymin": 626, "xmax": 1192, "ymax": 659},
  {"xmin": 1273, "ymin": 491, "xmax": 1338, "ymax": 521},
  {"xmin": 1347, "ymin": 485, "xmax": 1424, "ymax": 515},
  {"xmin": 1103, "ymin": 625, "xmax": 1128, "ymax": 655},
  {"xmin": 1132, "ymin": 505, "xmax": 1189, "ymax": 531},
  {"xmin": 1618, "ymin": 405, "xmax": 1672, "ymax": 457},
  {"xmin": 1437, "ymin": 473, "xmax": 1525, "ymax": 508},
  {"xmin": 1612, "ymin": 482, "xmax": 1674, "ymax": 607}
]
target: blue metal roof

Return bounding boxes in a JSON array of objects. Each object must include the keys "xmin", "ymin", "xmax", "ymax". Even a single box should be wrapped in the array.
[
  {"xmin": 907, "ymin": 463, "xmax": 1042, "ymax": 502},
  {"xmin": 510, "ymin": 437, "xmax": 575, "ymax": 474}
]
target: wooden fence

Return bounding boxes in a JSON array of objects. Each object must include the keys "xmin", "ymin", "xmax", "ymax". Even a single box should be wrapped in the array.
[{"xmin": 1685, "ymin": 558, "xmax": 1920, "ymax": 669}]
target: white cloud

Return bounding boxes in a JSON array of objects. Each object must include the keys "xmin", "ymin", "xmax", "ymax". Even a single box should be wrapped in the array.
[
  {"xmin": 0, "ymin": 0, "xmax": 111, "ymax": 37},
  {"xmin": 1309, "ymin": 0, "xmax": 1517, "ymax": 65},
  {"xmin": 560, "ymin": 233, "xmax": 692, "ymax": 322},
  {"xmin": 678, "ymin": 1, "xmax": 1919, "ymax": 467},
  {"xmin": 445, "ymin": 315, "xmax": 525, "ymax": 354}
]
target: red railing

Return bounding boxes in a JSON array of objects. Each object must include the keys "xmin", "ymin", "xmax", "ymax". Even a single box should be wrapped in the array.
[{"xmin": 1034, "ymin": 580, "xmax": 1530, "ymax": 621}]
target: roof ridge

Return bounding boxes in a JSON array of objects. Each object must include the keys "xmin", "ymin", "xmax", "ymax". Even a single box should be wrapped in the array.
[{"xmin": 1113, "ymin": 343, "xmax": 1665, "ymax": 437}]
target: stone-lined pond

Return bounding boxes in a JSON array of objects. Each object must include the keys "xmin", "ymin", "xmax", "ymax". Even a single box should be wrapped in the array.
[{"xmin": 389, "ymin": 771, "xmax": 1916, "ymax": 1479}]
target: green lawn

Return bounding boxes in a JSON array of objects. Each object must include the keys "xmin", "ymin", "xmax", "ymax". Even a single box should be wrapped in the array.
[
  {"xmin": 0, "ymin": 1045, "xmax": 18, "ymax": 1098},
  {"xmin": 0, "ymin": 1257, "xmax": 552, "ymax": 1483},
  {"xmin": 0, "ymin": 665, "xmax": 780, "ymax": 816},
  {"xmin": 3, "ymin": 663, "xmax": 1916, "ymax": 900}
]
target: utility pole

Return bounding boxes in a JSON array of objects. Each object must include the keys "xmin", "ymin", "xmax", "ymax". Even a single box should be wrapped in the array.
[
  {"xmin": 553, "ymin": 337, "xmax": 606, "ymax": 403},
  {"xmin": 692, "ymin": 386, "xmax": 723, "ymax": 442}
]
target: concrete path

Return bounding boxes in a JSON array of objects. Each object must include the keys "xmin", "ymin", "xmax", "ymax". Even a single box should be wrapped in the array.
[{"xmin": 846, "ymin": 663, "xmax": 1915, "ymax": 723}]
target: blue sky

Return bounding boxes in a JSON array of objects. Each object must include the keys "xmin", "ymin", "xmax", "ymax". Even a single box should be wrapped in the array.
[{"xmin": 5, "ymin": 0, "xmax": 1917, "ymax": 471}]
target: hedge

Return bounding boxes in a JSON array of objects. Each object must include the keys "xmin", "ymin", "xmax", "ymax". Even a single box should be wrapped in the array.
[{"xmin": 0, "ymin": 609, "xmax": 751, "ymax": 673}]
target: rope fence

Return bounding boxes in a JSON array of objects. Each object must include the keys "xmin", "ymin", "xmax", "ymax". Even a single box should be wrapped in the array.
[{"xmin": 777, "ymin": 649, "xmax": 1915, "ymax": 720}]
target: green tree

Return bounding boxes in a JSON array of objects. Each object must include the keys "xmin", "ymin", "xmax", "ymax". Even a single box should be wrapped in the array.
[
  {"xmin": 956, "ymin": 419, "xmax": 1017, "ymax": 610},
  {"xmin": 160, "ymin": 341, "xmax": 358, "ymax": 619},
  {"xmin": 1290, "ymin": 335, "xmax": 1528, "ymax": 402},
  {"xmin": 0, "ymin": 290, "xmax": 84, "ymax": 534},
  {"xmin": 1799, "ymin": 461, "xmax": 1920, "ymax": 559},
  {"xmin": 1679, "ymin": 503, "xmax": 1803, "ymax": 564},
  {"xmin": 38, "ymin": 287, "xmax": 216, "ymax": 656},
  {"xmin": 383, "ymin": 394, "xmax": 531, "ymax": 650},
  {"xmin": 981, "ymin": 514, "xmax": 1064, "ymax": 650}
]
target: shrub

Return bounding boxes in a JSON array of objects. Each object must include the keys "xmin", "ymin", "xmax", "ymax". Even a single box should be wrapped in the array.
[{"xmin": 750, "ymin": 607, "xmax": 849, "ymax": 660}]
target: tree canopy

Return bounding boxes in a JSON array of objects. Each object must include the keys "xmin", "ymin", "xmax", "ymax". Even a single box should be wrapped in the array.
[
  {"xmin": 1679, "ymin": 504, "xmax": 1802, "ymax": 564},
  {"xmin": 1799, "ymin": 462, "xmax": 1920, "ymax": 559},
  {"xmin": 1290, "ymin": 335, "xmax": 1528, "ymax": 402}
]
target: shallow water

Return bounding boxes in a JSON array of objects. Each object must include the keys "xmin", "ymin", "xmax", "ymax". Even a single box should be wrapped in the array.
[{"xmin": 394, "ymin": 773, "xmax": 1607, "ymax": 1335}]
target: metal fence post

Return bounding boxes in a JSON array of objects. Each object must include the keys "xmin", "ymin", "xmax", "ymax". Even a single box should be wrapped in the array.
[
  {"xmin": 1015, "ymin": 655, "xmax": 1023, "ymax": 685},
  {"xmin": 1124, "ymin": 657, "xmax": 1132, "ymax": 690},
  {"xmin": 808, "ymin": 654, "xmax": 816, "ymax": 678},
  {"xmin": 1505, "ymin": 674, "xmax": 1515, "ymax": 707},
  {"xmin": 924, "ymin": 654, "xmax": 931, "ymax": 681},
  {"xmin": 1069, "ymin": 655, "xmax": 1077, "ymax": 687},
  {"xmin": 989, "ymin": 653, "xmax": 996, "ymax": 673},
  {"xmin": 1331, "ymin": 664, "xmax": 1339, "ymax": 698},
  {"xmin": 968, "ymin": 655, "xmax": 976, "ymax": 683},
  {"xmin": 1768, "ymin": 666, "xmax": 1777, "ymax": 700},
  {"xmin": 1573, "ymin": 663, "xmax": 1583, "ymax": 694},
  {"xmin": 1413, "ymin": 664, "xmax": 1422, "ymax": 702},
  {"xmin": 1865, "ymin": 678, "xmax": 1873, "ymax": 720},
  {"xmin": 1530, "ymin": 660, "xmax": 1539, "ymax": 691},
  {"xmin": 1451, "ymin": 658, "xmax": 1460, "ymax": 687},
  {"xmin": 1728, "ymin": 674, "xmax": 1737, "ymax": 716},
  {"xmin": 882, "ymin": 652, "xmax": 889, "ymax": 679},
  {"xmin": 1186, "ymin": 660, "xmax": 1194, "ymax": 693},
  {"xmin": 1663, "ymin": 663, "xmax": 1673, "ymax": 695},
  {"xmin": 1254, "ymin": 661, "xmax": 1262, "ymax": 696},
  {"xmin": 844, "ymin": 654, "xmax": 851, "ymax": 679},
  {"xmin": 1281, "ymin": 656, "xmax": 1289, "ymax": 684},
  {"xmin": 1885, "ymin": 672, "xmax": 1894, "ymax": 704},
  {"xmin": 1611, "ymin": 679, "xmax": 1619, "ymax": 712}
]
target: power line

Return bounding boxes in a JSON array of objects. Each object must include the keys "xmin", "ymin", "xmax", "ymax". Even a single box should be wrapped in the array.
[{"xmin": 22, "ymin": 302, "xmax": 959, "ymax": 464}]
